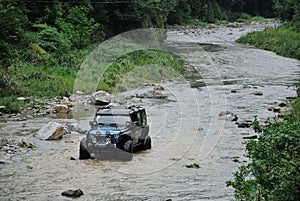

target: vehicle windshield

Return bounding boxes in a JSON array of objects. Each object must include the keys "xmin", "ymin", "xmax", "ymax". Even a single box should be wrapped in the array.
[{"xmin": 96, "ymin": 115, "xmax": 131, "ymax": 127}]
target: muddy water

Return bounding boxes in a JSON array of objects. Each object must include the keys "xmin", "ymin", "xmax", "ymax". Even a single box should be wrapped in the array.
[{"xmin": 1, "ymin": 23, "xmax": 300, "ymax": 201}]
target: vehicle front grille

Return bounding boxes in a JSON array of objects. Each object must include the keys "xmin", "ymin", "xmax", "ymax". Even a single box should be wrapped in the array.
[{"xmin": 95, "ymin": 135, "xmax": 107, "ymax": 144}]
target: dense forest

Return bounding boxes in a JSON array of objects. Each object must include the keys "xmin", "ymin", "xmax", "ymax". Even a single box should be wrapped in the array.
[{"xmin": 1, "ymin": 0, "xmax": 300, "ymax": 68}]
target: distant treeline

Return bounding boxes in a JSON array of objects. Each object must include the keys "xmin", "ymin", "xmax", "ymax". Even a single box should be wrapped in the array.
[{"xmin": 1, "ymin": 0, "xmax": 299, "ymax": 66}]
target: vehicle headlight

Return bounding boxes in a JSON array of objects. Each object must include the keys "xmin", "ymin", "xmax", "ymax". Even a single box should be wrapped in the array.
[{"xmin": 91, "ymin": 135, "xmax": 96, "ymax": 144}]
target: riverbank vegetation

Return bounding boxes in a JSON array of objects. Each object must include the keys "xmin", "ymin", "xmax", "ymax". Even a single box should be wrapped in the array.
[
  {"xmin": 227, "ymin": 1, "xmax": 300, "ymax": 200},
  {"xmin": 237, "ymin": 25, "xmax": 300, "ymax": 59},
  {"xmin": 236, "ymin": 0, "xmax": 300, "ymax": 60},
  {"xmin": 227, "ymin": 98, "xmax": 300, "ymax": 201}
]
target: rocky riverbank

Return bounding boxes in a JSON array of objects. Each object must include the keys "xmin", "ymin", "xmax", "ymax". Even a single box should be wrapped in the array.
[{"xmin": 1, "ymin": 22, "xmax": 299, "ymax": 201}]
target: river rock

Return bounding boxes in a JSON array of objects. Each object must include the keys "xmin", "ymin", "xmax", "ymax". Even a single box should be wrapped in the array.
[
  {"xmin": 273, "ymin": 107, "xmax": 281, "ymax": 113},
  {"xmin": 243, "ymin": 135, "xmax": 259, "ymax": 140},
  {"xmin": 60, "ymin": 100, "xmax": 73, "ymax": 107},
  {"xmin": 236, "ymin": 120, "xmax": 252, "ymax": 128},
  {"xmin": 53, "ymin": 104, "xmax": 69, "ymax": 114},
  {"xmin": 61, "ymin": 189, "xmax": 84, "ymax": 198},
  {"xmin": 278, "ymin": 107, "xmax": 292, "ymax": 118},
  {"xmin": 185, "ymin": 162, "xmax": 201, "ymax": 169},
  {"xmin": 278, "ymin": 102, "xmax": 287, "ymax": 107},
  {"xmin": 88, "ymin": 91, "xmax": 111, "ymax": 105},
  {"xmin": 69, "ymin": 156, "xmax": 76, "ymax": 160},
  {"xmin": 219, "ymin": 111, "xmax": 238, "ymax": 121},
  {"xmin": 37, "ymin": 122, "xmax": 65, "ymax": 140},
  {"xmin": 251, "ymin": 91, "xmax": 263, "ymax": 96},
  {"xmin": 286, "ymin": 96, "xmax": 296, "ymax": 100},
  {"xmin": 17, "ymin": 97, "xmax": 30, "ymax": 103},
  {"xmin": 18, "ymin": 141, "xmax": 35, "ymax": 148},
  {"xmin": 231, "ymin": 156, "xmax": 240, "ymax": 163},
  {"xmin": 154, "ymin": 85, "xmax": 164, "ymax": 90},
  {"xmin": 136, "ymin": 90, "xmax": 167, "ymax": 99}
]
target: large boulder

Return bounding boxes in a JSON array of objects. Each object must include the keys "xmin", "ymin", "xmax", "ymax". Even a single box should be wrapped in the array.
[
  {"xmin": 87, "ymin": 91, "xmax": 111, "ymax": 105},
  {"xmin": 37, "ymin": 122, "xmax": 65, "ymax": 140}
]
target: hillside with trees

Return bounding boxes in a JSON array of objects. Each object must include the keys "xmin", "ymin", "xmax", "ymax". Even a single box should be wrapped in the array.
[{"xmin": 0, "ymin": 0, "xmax": 299, "ymax": 107}]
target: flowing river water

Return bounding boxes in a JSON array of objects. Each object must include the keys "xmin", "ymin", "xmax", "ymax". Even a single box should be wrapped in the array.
[{"xmin": 1, "ymin": 23, "xmax": 300, "ymax": 201}]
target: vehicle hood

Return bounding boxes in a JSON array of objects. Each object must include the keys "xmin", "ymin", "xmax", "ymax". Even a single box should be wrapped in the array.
[{"xmin": 89, "ymin": 127, "xmax": 121, "ymax": 135}]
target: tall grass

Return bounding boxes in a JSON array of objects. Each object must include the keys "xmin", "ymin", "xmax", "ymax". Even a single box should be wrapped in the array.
[
  {"xmin": 237, "ymin": 25, "xmax": 300, "ymax": 60},
  {"xmin": 0, "ymin": 50, "xmax": 185, "ymax": 113}
]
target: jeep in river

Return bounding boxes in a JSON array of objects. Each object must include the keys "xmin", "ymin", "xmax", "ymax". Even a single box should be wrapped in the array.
[{"xmin": 79, "ymin": 105, "xmax": 151, "ymax": 160}]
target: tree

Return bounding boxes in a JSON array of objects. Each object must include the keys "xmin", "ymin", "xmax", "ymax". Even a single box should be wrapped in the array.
[
  {"xmin": 0, "ymin": 1, "xmax": 27, "ymax": 62},
  {"xmin": 56, "ymin": 5, "xmax": 100, "ymax": 49},
  {"xmin": 167, "ymin": 0, "xmax": 192, "ymax": 25}
]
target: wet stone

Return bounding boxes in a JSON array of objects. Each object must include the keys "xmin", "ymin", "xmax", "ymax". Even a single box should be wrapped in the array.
[
  {"xmin": 219, "ymin": 111, "xmax": 238, "ymax": 121},
  {"xmin": 231, "ymin": 156, "xmax": 240, "ymax": 163},
  {"xmin": 61, "ymin": 189, "xmax": 84, "ymax": 198},
  {"xmin": 37, "ymin": 122, "xmax": 65, "ymax": 140},
  {"xmin": 236, "ymin": 120, "xmax": 252, "ymax": 128},
  {"xmin": 273, "ymin": 107, "xmax": 281, "ymax": 113},
  {"xmin": 185, "ymin": 163, "xmax": 201, "ymax": 169},
  {"xmin": 243, "ymin": 135, "xmax": 258, "ymax": 140},
  {"xmin": 53, "ymin": 104, "xmax": 69, "ymax": 114},
  {"xmin": 278, "ymin": 102, "xmax": 287, "ymax": 107},
  {"xmin": 69, "ymin": 156, "xmax": 76, "ymax": 160},
  {"xmin": 26, "ymin": 165, "xmax": 33, "ymax": 169},
  {"xmin": 18, "ymin": 141, "xmax": 35, "ymax": 148},
  {"xmin": 154, "ymin": 85, "xmax": 164, "ymax": 90},
  {"xmin": 251, "ymin": 91, "xmax": 263, "ymax": 96}
]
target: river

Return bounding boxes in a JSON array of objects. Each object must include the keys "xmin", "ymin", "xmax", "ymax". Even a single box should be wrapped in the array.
[{"xmin": 0, "ymin": 22, "xmax": 299, "ymax": 201}]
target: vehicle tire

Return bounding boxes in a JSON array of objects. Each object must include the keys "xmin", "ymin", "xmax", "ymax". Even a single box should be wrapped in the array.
[
  {"xmin": 143, "ymin": 136, "xmax": 152, "ymax": 150},
  {"xmin": 79, "ymin": 138, "xmax": 90, "ymax": 160},
  {"xmin": 123, "ymin": 140, "xmax": 133, "ymax": 153}
]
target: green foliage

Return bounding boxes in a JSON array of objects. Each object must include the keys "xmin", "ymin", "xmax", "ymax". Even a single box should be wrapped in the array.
[
  {"xmin": 167, "ymin": 0, "xmax": 192, "ymax": 25},
  {"xmin": 56, "ymin": 5, "xmax": 101, "ymax": 49},
  {"xmin": 273, "ymin": 0, "xmax": 297, "ymax": 21},
  {"xmin": 1, "ymin": 63, "xmax": 76, "ymax": 98},
  {"xmin": 0, "ymin": 97, "xmax": 25, "ymax": 114},
  {"xmin": 0, "ymin": 1, "xmax": 27, "ymax": 63},
  {"xmin": 33, "ymin": 23, "xmax": 70, "ymax": 53},
  {"xmin": 228, "ymin": 101, "xmax": 300, "ymax": 200},
  {"xmin": 97, "ymin": 50, "xmax": 185, "ymax": 92},
  {"xmin": 237, "ymin": 26, "xmax": 300, "ymax": 59},
  {"xmin": 0, "ymin": 70, "xmax": 19, "ymax": 96},
  {"xmin": 0, "ymin": 49, "xmax": 185, "ymax": 112}
]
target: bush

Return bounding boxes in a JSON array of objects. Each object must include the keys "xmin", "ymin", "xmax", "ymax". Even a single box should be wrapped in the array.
[
  {"xmin": 237, "ymin": 25, "xmax": 300, "ymax": 60},
  {"xmin": 227, "ymin": 102, "xmax": 300, "ymax": 200}
]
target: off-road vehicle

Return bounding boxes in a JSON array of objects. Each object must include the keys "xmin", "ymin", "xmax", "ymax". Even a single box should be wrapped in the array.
[{"xmin": 79, "ymin": 105, "xmax": 151, "ymax": 160}]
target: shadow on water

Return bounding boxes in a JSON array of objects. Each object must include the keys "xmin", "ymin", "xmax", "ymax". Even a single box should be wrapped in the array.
[{"xmin": 198, "ymin": 43, "xmax": 226, "ymax": 52}]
